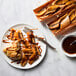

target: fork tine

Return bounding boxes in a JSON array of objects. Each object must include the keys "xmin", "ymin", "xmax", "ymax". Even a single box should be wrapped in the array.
[
  {"xmin": 24, "ymin": 27, "xmax": 32, "ymax": 31},
  {"xmin": 23, "ymin": 27, "xmax": 33, "ymax": 33},
  {"xmin": 23, "ymin": 27, "xmax": 32, "ymax": 33}
]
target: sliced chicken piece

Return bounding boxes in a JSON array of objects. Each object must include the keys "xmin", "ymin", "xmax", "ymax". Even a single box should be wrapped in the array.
[
  {"xmin": 45, "ymin": 5, "xmax": 64, "ymax": 15},
  {"xmin": 7, "ymin": 51, "xmax": 17, "ymax": 58},
  {"xmin": 29, "ymin": 46, "xmax": 36, "ymax": 60},
  {"xmin": 62, "ymin": 0, "xmax": 69, "ymax": 4},
  {"xmin": 69, "ymin": 9, "xmax": 75, "ymax": 16},
  {"xmin": 49, "ymin": 14, "xmax": 68, "ymax": 30},
  {"xmin": 36, "ymin": 46, "xmax": 41, "ymax": 56},
  {"xmin": 55, "ymin": 22, "xmax": 76, "ymax": 35},
  {"xmin": 52, "ymin": 0, "xmax": 58, "ymax": 5},
  {"xmin": 60, "ymin": 15, "xmax": 70, "ymax": 29},
  {"xmin": 13, "ymin": 30, "xmax": 24, "ymax": 40},
  {"xmin": 49, "ymin": 23, "xmax": 59, "ymax": 30},
  {"xmin": 49, "ymin": 21, "xmax": 60, "ymax": 30},
  {"xmin": 10, "ymin": 28, "xmax": 16, "ymax": 40},
  {"xmin": 72, "ymin": 17, "xmax": 76, "ymax": 23},
  {"xmin": 47, "ymin": 5, "xmax": 64, "ymax": 11},
  {"xmin": 3, "ymin": 48, "xmax": 7, "ymax": 53},
  {"xmin": 70, "ymin": 12, "xmax": 75, "ymax": 22},
  {"xmin": 28, "ymin": 60, "xmax": 35, "ymax": 64},
  {"xmin": 20, "ymin": 52, "xmax": 27, "ymax": 66},
  {"xmin": 21, "ymin": 60, "xmax": 27, "ymax": 67},
  {"xmin": 52, "ymin": 0, "xmax": 68, "ymax": 5},
  {"xmin": 69, "ymin": 9, "xmax": 76, "ymax": 21},
  {"xmin": 44, "ymin": 9, "xmax": 56, "ymax": 16},
  {"xmin": 22, "ymin": 48, "xmax": 32, "ymax": 53},
  {"xmin": 65, "ymin": 1, "xmax": 76, "ymax": 6},
  {"xmin": 17, "ymin": 30, "xmax": 24, "ymax": 40},
  {"xmin": 36, "ymin": 8, "xmax": 46, "ymax": 16}
]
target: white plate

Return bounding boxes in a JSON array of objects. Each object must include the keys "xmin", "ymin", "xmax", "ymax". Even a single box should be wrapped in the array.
[{"xmin": 1, "ymin": 24, "xmax": 46, "ymax": 69}]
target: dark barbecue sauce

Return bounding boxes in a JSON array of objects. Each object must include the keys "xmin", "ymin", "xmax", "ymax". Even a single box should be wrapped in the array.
[{"xmin": 62, "ymin": 36, "xmax": 76, "ymax": 54}]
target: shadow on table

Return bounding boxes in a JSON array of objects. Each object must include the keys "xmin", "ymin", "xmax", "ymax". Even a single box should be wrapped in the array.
[
  {"xmin": 65, "ymin": 55, "xmax": 76, "ymax": 63},
  {"xmin": 67, "ymin": 56, "xmax": 76, "ymax": 61}
]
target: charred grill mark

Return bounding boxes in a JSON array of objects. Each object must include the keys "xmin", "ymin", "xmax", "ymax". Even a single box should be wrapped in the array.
[{"xmin": 11, "ymin": 30, "xmax": 15, "ymax": 40}]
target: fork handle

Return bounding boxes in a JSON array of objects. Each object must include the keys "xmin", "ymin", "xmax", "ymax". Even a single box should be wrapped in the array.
[{"xmin": 35, "ymin": 36, "xmax": 56, "ymax": 50}]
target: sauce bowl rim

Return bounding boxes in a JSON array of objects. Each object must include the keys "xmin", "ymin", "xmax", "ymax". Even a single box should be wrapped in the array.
[{"xmin": 60, "ymin": 34, "xmax": 76, "ymax": 57}]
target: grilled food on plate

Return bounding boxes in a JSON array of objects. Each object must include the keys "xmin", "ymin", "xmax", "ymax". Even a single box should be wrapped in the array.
[{"xmin": 3, "ymin": 28, "xmax": 42, "ymax": 67}]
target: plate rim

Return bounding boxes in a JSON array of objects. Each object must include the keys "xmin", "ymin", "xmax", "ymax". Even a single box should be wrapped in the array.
[{"xmin": 1, "ymin": 24, "xmax": 47, "ymax": 69}]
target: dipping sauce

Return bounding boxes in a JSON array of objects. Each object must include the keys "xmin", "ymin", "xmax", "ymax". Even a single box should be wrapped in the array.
[{"xmin": 62, "ymin": 36, "xmax": 76, "ymax": 54}]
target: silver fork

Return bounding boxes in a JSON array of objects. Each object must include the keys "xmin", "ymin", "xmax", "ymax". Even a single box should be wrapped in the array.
[{"xmin": 23, "ymin": 27, "xmax": 56, "ymax": 50}]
